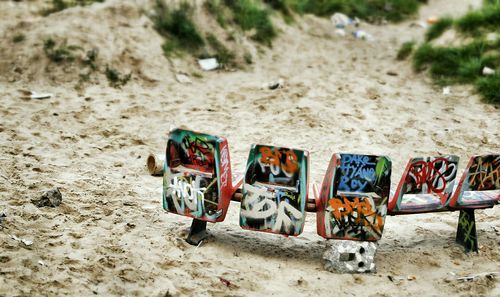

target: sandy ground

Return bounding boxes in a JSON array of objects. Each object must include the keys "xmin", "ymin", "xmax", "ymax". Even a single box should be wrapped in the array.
[{"xmin": 0, "ymin": 0, "xmax": 499, "ymax": 296}]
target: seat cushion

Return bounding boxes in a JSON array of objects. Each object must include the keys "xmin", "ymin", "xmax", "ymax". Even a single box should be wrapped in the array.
[
  {"xmin": 459, "ymin": 190, "xmax": 498, "ymax": 207},
  {"xmin": 398, "ymin": 194, "xmax": 443, "ymax": 212}
]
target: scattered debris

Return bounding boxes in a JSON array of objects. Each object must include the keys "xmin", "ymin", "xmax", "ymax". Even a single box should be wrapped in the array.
[
  {"xmin": 388, "ymin": 275, "xmax": 415, "ymax": 284},
  {"xmin": 323, "ymin": 240, "xmax": 377, "ymax": 273},
  {"xmin": 410, "ymin": 21, "xmax": 428, "ymax": 29},
  {"xmin": 482, "ymin": 67, "xmax": 495, "ymax": 76},
  {"xmin": 147, "ymin": 153, "xmax": 165, "ymax": 176},
  {"xmin": 427, "ymin": 16, "xmax": 439, "ymax": 25},
  {"xmin": 266, "ymin": 78, "xmax": 285, "ymax": 90},
  {"xmin": 456, "ymin": 272, "xmax": 499, "ymax": 282},
  {"xmin": 175, "ymin": 73, "xmax": 192, "ymax": 84},
  {"xmin": 331, "ymin": 12, "xmax": 351, "ymax": 28},
  {"xmin": 331, "ymin": 13, "xmax": 360, "ymax": 37},
  {"xmin": 38, "ymin": 260, "xmax": 46, "ymax": 266},
  {"xmin": 486, "ymin": 32, "xmax": 498, "ymax": 42},
  {"xmin": 442, "ymin": 86, "xmax": 451, "ymax": 95},
  {"xmin": 352, "ymin": 30, "xmax": 373, "ymax": 41},
  {"xmin": 0, "ymin": 211, "xmax": 6, "ymax": 226},
  {"xmin": 123, "ymin": 201, "xmax": 137, "ymax": 207},
  {"xmin": 219, "ymin": 277, "xmax": 231, "ymax": 287},
  {"xmin": 18, "ymin": 89, "xmax": 52, "ymax": 100},
  {"xmin": 32, "ymin": 188, "xmax": 62, "ymax": 207},
  {"xmin": 11, "ymin": 234, "xmax": 33, "ymax": 248},
  {"xmin": 335, "ymin": 28, "xmax": 346, "ymax": 36},
  {"xmin": 198, "ymin": 58, "xmax": 219, "ymax": 71}
]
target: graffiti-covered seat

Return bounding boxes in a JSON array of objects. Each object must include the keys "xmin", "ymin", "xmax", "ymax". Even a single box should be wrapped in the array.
[
  {"xmin": 163, "ymin": 128, "xmax": 243, "ymax": 223},
  {"xmin": 449, "ymin": 155, "xmax": 499, "ymax": 209},
  {"xmin": 316, "ymin": 154, "xmax": 392, "ymax": 242},
  {"xmin": 388, "ymin": 156, "xmax": 459, "ymax": 214},
  {"xmin": 239, "ymin": 144, "xmax": 309, "ymax": 236},
  {"xmin": 447, "ymin": 155, "xmax": 499, "ymax": 252}
]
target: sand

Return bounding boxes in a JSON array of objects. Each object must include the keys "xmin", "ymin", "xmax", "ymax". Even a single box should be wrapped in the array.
[{"xmin": 0, "ymin": 0, "xmax": 498, "ymax": 296}]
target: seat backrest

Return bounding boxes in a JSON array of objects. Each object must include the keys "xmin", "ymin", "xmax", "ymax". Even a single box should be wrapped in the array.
[
  {"xmin": 389, "ymin": 155, "xmax": 459, "ymax": 211},
  {"xmin": 317, "ymin": 153, "xmax": 392, "ymax": 241},
  {"xmin": 163, "ymin": 128, "xmax": 235, "ymax": 222},
  {"xmin": 239, "ymin": 144, "xmax": 309, "ymax": 236},
  {"xmin": 449, "ymin": 155, "xmax": 500, "ymax": 208}
]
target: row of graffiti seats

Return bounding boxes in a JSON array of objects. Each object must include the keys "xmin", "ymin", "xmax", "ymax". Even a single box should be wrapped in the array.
[{"xmin": 162, "ymin": 128, "xmax": 499, "ymax": 252}]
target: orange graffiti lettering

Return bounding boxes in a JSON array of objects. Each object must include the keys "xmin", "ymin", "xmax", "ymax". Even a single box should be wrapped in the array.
[{"xmin": 259, "ymin": 147, "xmax": 281, "ymax": 167}]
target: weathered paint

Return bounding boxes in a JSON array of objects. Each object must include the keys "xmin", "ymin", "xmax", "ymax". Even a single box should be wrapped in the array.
[
  {"xmin": 239, "ymin": 144, "xmax": 309, "ymax": 236},
  {"xmin": 317, "ymin": 154, "xmax": 392, "ymax": 241},
  {"xmin": 162, "ymin": 128, "xmax": 236, "ymax": 222},
  {"xmin": 389, "ymin": 155, "xmax": 459, "ymax": 213},
  {"xmin": 449, "ymin": 155, "xmax": 499, "ymax": 208}
]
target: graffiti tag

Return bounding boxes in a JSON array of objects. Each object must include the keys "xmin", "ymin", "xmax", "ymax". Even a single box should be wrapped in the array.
[{"xmin": 468, "ymin": 156, "xmax": 500, "ymax": 191}]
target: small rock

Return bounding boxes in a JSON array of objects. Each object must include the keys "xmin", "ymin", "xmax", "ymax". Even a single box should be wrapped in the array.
[
  {"xmin": 219, "ymin": 277, "xmax": 231, "ymax": 287},
  {"xmin": 386, "ymin": 71, "xmax": 398, "ymax": 76},
  {"xmin": 442, "ymin": 86, "xmax": 451, "ymax": 95},
  {"xmin": 0, "ymin": 211, "xmax": 6, "ymax": 225},
  {"xmin": 175, "ymin": 73, "xmax": 192, "ymax": 84},
  {"xmin": 352, "ymin": 30, "xmax": 374, "ymax": 41},
  {"xmin": 32, "ymin": 188, "xmax": 62, "ymax": 207},
  {"xmin": 266, "ymin": 78, "xmax": 285, "ymax": 90}
]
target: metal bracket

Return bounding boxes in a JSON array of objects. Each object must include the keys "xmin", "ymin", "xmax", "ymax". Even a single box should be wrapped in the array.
[
  {"xmin": 186, "ymin": 218, "xmax": 208, "ymax": 246},
  {"xmin": 456, "ymin": 209, "xmax": 478, "ymax": 253}
]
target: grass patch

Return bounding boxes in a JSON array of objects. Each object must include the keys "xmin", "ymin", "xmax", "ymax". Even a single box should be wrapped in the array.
[
  {"xmin": 13, "ymin": 33, "xmax": 25, "ymax": 43},
  {"xmin": 105, "ymin": 65, "xmax": 131, "ymax": 88},
  {"xmin": 283, "ymin": 0, "xmax": 424, "ymax": 22},
  {"xmin": 43, "ymin": 38, "xmax": 81, "ymax": 63},
  {"xmin": 224, "ymin": 0, "xmax": 276, "ymax": 45},
  {"xmin": 152, "ymin": 1, "xmax": 205, "ymax": 56},
  {"xmin": 41, "ymin": 0, "xmax": 104, "ymax": 16},
  {"xmin": 206, "ymin": 33, "xmax": 236, "ymax": 68},
  {"xmin": 475, "ymin": 73, "xmax": 500, "ymax": 104},
  {"xmin": 455, "ymin": 1, "xmax": 500, "ymax": 34},
  {"xmin": 397, "ymin": 41, "xmax": 415, "ymax": 60},
  {"xmin": 205, "ymin": 0, "xmax": 229, "ymax": 28},
  {"xmin": 411, "ymin": 1, "xmax": 500, "ymax": 104},
  {"xmin": 244, "ymin": 52, "xmax": 253, "ymax": 64},
  {"xmin": 425, "ymin": 17, "xmax": 453, "ymax": 41}
]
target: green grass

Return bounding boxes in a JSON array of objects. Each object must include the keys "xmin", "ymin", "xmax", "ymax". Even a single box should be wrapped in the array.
[
  {"xmin": 43, "ymin": 38, "xmax": 80, "ymax": 63},
  {"xmin": 475, "ymin": 73, "xmax": 500, "ymax": 104},
  {"xmin": 425, "ymin": 17, "xmax": 453, "ymax": 41},
  {"xmin": 41, "ymin": 0, "xmax": 104, "ymax": 16},
  {"xmin": 12, "ymin": 33, "xmax": 25, "ymax": 43},
  {"xmin": 397, "ymin": 41, "xmax": 415, "ymax": 60},
  {"xmin": 153, "ymin": 1, "xmax": 205, "ymax": 55},
  {"xmin": 206, "ymin": 33, "xmax": 236, "ymax": 68},
  {"xmin": 280, "ymin": 0, "xmax": 424, "ymax": 22},
  {"xmin": 105, "ymin": 65, "xmax": 131, "ymax": 88},
  {"xmin": 455, "ymin": 1, "xmax": 500, "ymax": 34},
  {"xmin": 411, "ymin": 1, "xmax": 500, "ymax": 104},
  {"xmin": 224, "ymin": 0, "xmax": 276, "ymax": 45},
  {"xmin": 205, "ymin": 0, "xmax": 229, "ymax": 28}
]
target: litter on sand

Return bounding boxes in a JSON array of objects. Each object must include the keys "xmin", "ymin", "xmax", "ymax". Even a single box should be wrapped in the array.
[
  {"xmin": 198, "ymin": 58, "xmax": 219, "ymax": 71},
  {"xmin": 18, "ymin": 89, "xmax": 53, "ymax": 100}
]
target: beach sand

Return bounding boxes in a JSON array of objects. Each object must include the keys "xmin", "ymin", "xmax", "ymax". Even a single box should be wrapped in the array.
[{"xmin": 0, "ymin": 0, "xmax": 498, "ymax": 296}]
